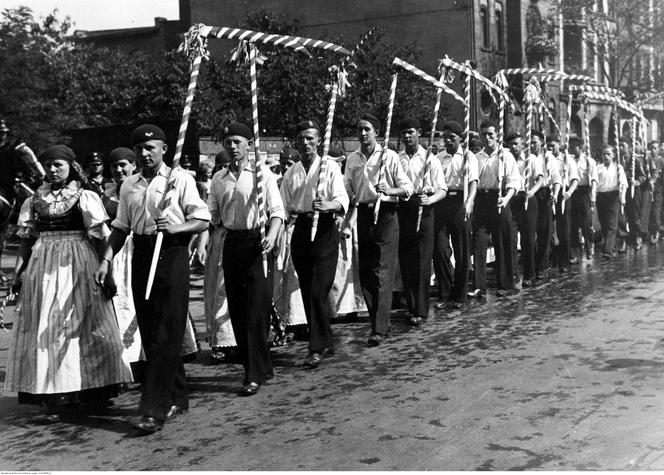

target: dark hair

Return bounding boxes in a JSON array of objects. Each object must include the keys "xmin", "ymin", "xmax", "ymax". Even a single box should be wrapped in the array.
[{"xmin": 480, "ymin": 120, "xmax": 497, "ymax": 131}]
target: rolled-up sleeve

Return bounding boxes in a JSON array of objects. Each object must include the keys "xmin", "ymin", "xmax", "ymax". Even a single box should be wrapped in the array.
[
  {"xmin": 466, "ymin": 151, "xmax": 479, "ymax": 183},
  {"xmin": 503, "ymin": 152, "xmax": 521, "ymax": 191},
  {"xmin": 389, "ymin": 151, "xmax": 413, "ymax": 198},
  {"xmin": 16, "ymin": 196, "xmax": 37, "ymax": 239},
  {"xmin": 111, "ymin": 179, "xmax": 131, "ymax": 234},
  {"xmin": 206, "ymin": 172, "xmax": 224, "ymax": 226},
  {"xmin": 567, "ymin": 156, "xmax": 580, "ymax": 182},
  {"xmin": 327, "ymin": 160, "xmax": 349, "ymax": 215},
  {"xmin": 429, "ymin": 157, "xmax": 447, "ymax": 191},
  {"xmin": 178, "ymin": 171, "xmax": 211, "ymax": 222},
  {"xmin": 589, "ymin": 158, "xmax": 599, "ymax": 184},
  {"xmin": 263, "ymin": 165, "xmax": 285, "ymax": 222}
]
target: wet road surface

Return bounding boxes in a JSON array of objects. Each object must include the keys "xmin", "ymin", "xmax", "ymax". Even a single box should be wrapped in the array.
[{"xmin": 1, "ymin": 244, "xmax": 664, "ymax": 470}]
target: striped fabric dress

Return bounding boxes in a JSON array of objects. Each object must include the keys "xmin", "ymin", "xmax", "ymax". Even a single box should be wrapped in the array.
[{"xmin": 5, "ymin": 181, "xmax": 132, "ymax": 404}]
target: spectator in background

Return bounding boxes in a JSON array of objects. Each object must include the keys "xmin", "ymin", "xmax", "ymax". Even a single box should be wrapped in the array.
[
  {"xmin": 195, "ymin": 160, "xmax": 214, "ymax": 201},
  {"xmin": 84, "ymin": 152, "xmax": 111, "ymax": 196},
  {"xmin": 215, "ymin": 150, "xmax": 232, "ymax": 173}
]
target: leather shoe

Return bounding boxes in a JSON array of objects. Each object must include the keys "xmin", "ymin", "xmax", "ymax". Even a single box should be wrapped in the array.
[
  {"xmin": 408, "ymin": 315, "xmax": 423, "ymax": 326},
  {"xmin": 303, "ymin": 352, "xmax": 322, "ymax": 369},
  {"xmin": 450, "ymin": 300, "xmax": 464, "ymax": 309},
  {"xmin": 240, "ymin": 382, "xmax": 260, "ymax": 396},
  {"xmin": 133, "ymin": 416, "xmax": 164, "ymax": 433},
  {"xmin": 522, "ymin": 279, "xmax": 533, "ymax": 288},
  {"xmin": 467, "ymin": 288, "xmax": 485, "ymax": 299},
  {"xmin": 559, "ymin": 267, "xmax": 568, "ymax": 274},
  {"xmin": 166, "ymin": 405, "xmax": 187, "ymax": 420},
  {"xmin": 434, "ymin": 300, "xmax": 447, "ymax": 310},
  {"xmin": 367, "ymin": 333, "xmax": 385, "ymax": 346}
]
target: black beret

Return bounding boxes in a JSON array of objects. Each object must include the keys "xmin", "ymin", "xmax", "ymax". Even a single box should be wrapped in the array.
[
  {"xmin": 327, "ymin": 147, "xmax": 346, "ymax": 159},
  {"xmin": 107, "ymin": 147, "xmax": 135, "ymax": 164},
  {"xmin": 568, "ymin": 135, "xmax": 583, "ymax": 145},
  {"xmin": 222, "ymin": 122, "xmax": 253, "ymax": 141},
  {"xmin": 531, "ymin": 129, "xmax": 544, "ymax": 140},
  {"xmin": 399, "ymin": 117, "xmax": 421, "ymax": 130},
  {"xmin": 468, "ymin": 138, "xmax": 483, "ymax": 150},
  {"xmin": 358, "ymin": 113, "xmax": 381, "ymax": 131},
  {"xmin": 131, "ymin": 124, "xmax": 166, "ymax": 145},
  {"xmin": 40, "ymin": 145, "xmax": 76, "ymax": 162},
  {"xmin": 215, "ymin": 150, "xmax": 231, "ymax": 165},
  {"xmin": 442, "ymin": 120, "xmax": 464, "ymax": 136},
  {"xmin": 546, "ymin": 133, "xmax": 561, "ymax": 143},
  {"xmin": 280, "ymin": 147, "xmax": 301, "ymax": 163},
  {"xmin": 296, "ymin": 119, "xmax": 320, "ymax": 133},
  {"xmin": 505, "ymin": 131, "xmax": 522, "ymax": 142}
]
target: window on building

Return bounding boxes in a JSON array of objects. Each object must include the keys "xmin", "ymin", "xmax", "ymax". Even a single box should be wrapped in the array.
[
  {"xmin": 495, "ymin": 2, "xmax": 504, "ymax": 51},
  {"xmin": 480, "ymin": 0, "xmax": 490, "ymax": 49}
]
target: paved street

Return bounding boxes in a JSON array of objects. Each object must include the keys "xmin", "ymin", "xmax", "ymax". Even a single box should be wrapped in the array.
[{"xmin": 1, "ymin": 243, "xmax": 664, "ymax": 470}]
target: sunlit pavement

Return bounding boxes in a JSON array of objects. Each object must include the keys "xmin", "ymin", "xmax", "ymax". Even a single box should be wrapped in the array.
[{"xmin": 1, "ymin": 242, "xmax": 664, "ymax": 470}]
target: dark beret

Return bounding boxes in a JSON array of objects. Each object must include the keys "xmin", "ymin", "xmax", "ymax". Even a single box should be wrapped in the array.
[
  {"xmin": 505, "ymin": 131, "xmax": 522, "ymax": 142},
  {"xmin": 222, "ymin": 122, "xmax": 253, "ymax": 141},
  {"xmin": 531, "ymin": 129, "xmax": 544, "ymax": 140},
  {"xmin": 108, "ymin": 147, "xmax": 135, "ymax": 164},
  {"xmin": 131, "ymin": 124, "xmax": 166, "ymax": 145},
  {"xmin": 280, "ymin": 147, "xmax": 301, "ymax": 163},
  {"xmin": 546, "ymin": 133, "xmax": 561, "ymax": 143},
  {"xmin": 468, "ymin": 138, "xmax": 483, "ymax": 150},
  {"xmin": 40, "ymin": 145, "xmax": 76, "ymax": 162},
  {"xmin": 84, "ymin": 152, "xmax": 103, "ymax": 165},
  {"xmin": 296, "ymin": 119, "xmax": 320, "ymax": 133},
  {"xmin": 399, "ymin": 117, "xmax": 421, "ymax": 130},
  {"xmin": 215, "ymin": 150, "xmax": 231, "ymax": 165},
  {"xmin": 442, "ymin": 120, "xmax": 464, "ymax": 136},
  {"xmin": 358, "ymin": 113, "xmax": 381, "ymax": 131},
  {"xmin": 327, "ymin": 147, "xmax": 346, "ymax": 159},
  {"xmin": 568, "ymin": 135, "xmax": 583, "ymax": 145}
]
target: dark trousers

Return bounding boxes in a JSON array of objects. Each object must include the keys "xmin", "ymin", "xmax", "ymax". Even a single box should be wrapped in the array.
[
  {"xmin": 625, "ymin": 184, "xmax": 651, "ymax": 237},
  {"xmin": 223, "ymin": 230, "xmax": 273, "ymax": 384},
  {"xmin": 554, "ymin": 190, "xmax": 572, "ymax": 268},
  {"xmin": 649, "ymin": 187, "xmax": 662, "ymax": 235},
  {"xmin": 291, "ymin": 213, "xmax": 339, "ymax": 354},
  {"xmin": 357, "ymin": 202, "xmax": 399, "ymax": 336},
  {"xmin": 472, "ymin": 191, "xmax": 514, "ymax": 291},
  {"xmin": 433, "ymin": 193, "xmax": 471, "ymax": 302},
  {"xmin": 132, "ymin": 235, "xmax": 190, "ymax": 420},
  {"xmin": 571, "ymin": 186, "xmax": 593, "ymax": 257},
  {"xmin": 597, "ymin": 191, "xmax": 620, "ymax": 253},
  {"xmin": 511, "ymin": 192, "xmax": 539, "ymax": 280},
  {"xmin": 398, "ymin": 196, "xmax": 434, "ymax": 318},
  {"xmin": 535, "ymin": 188, "xmax": 553, "ymax": 275}
]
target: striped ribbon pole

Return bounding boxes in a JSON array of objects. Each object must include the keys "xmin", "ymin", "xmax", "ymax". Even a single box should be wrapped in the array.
[
  {"xmin": 145, "ymin": 53, "xmax": 203, "ymax": 300},
  {"xmin": 310, "ymin": 82, "xmax": 339, "ymax": 241},
  {"xmin": 462, "ymin": 64, "xmax": 472, "ymax": 215},
  {"xmin": 631, "ymin": 117, "xmax": 636, "ymax": 199},
  {"xmin": 583, "ymin": 97, "xmax": 590, "ymax": 155},
  {"xmin": 249, "ymin": 44, "xmax": 268, "ymax": 278},
  {"xmin": 497, "ymin": 95, "xmax": 505, "ymax": 214},
  {"xmin": 374, "ymin": 71, "xmax": 399, "ymax": 224},
  {"xmin": 393, "ymin": 57, "xmax": 465, "ymax": 104},
  {"xmin": 415, "ymin": 70, "xmax": 446, "ymax": 232},
  {"xmin": 565, "ymin": 92, "xmax": 573, "ymax": 151},
  {"xmin": 525, "ymin": 101, "xmax": 533, "ymax": 211},
  {"xmin": 613, "ymin": 106, "xmax": 620, "ymax": 164},
  {"xmin": 539, "ymin": 102, "xmax": 547, "ymax": 144}
]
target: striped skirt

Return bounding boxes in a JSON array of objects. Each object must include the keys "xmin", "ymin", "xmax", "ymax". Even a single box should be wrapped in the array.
[{"xmin": 5, "ymin": 231, "xmax": 133, "ymax": 397}]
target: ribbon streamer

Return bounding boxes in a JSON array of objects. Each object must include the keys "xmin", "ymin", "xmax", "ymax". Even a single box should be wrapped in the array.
[
  {"xmin": 440, "ymin": 56, "xmax": 512, "ymax": 105},
  {"xmin": 374, "ymin": 72, "xmax": 399, "ymax": 224},
  {"xmin": 392, "ymin": 57, "xmax": 465, "ymax": 104}
]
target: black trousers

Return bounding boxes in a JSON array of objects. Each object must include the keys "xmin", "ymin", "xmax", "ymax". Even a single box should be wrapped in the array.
[
  {"xmin": 571, "ymin": 186, "xmax": 593, "ymax": 257},
  {"xmin": 625, "ymin": 184, "xmax": 650, "ymax": 237},
  {"xmin": 291, "ymin": 213, "xmax": 339, "ymax": 354},
  {"xmin": 223, "ymin": 230, "xmax": 273, "ymax": 384},
  {"xmin": 535, "ymin": 188, "xmax": 553, "ymax": 275},
  {"xmin": 511, "ymin": 191, "xmax": 539, "ymax": 280},
  {"xmin": 398, "ymin": 196, "xmax": 434, "ymax": 318},
  {"xmin": 554, "ymin": 190, "xmax": 572, "ymax": 268},
  {"xmin": 433, "ymin": 193, "xmax": 471, "ymax": 302},
  {"xmin": 132, "ymin": 234, "xmax": 191, "ymax": 420},
  {"xmin": 649, "ymin": 186, "xmax": 662, "ymax": 235},
  {"xmin": 597, "ymin": 191, "xmax": 620, "ymax": 253},
  {"xmin": 472, "ymin": 190, "xmax": 514, "ymax": 291},
  {"xmin": 357, "ymin": 202, "xmax": 399, "ymax": 336}
]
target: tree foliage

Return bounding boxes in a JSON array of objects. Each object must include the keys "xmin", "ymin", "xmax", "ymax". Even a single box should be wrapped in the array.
[{"xmin": 0, "ymin": 7, "xmax": 448, "ymax": 151}]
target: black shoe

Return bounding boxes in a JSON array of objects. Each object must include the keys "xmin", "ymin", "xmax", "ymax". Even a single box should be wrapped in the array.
[
  {"xmin": 408, "ymin": 315, "xmax": 423, "ymax": 326},
  {"xmin": 496, "ymin": 289, "xmax": 506, "ymax": 297},
  {"xmin": 534, "ymin": 273, "xmax": 543, "ymax": 281},
  {"xmin": 367, "ymin": 333, "xmax": 385, "ymax": 346},
  {"xmin": 522, "ymin": 279, "xmax": 533, "ymax": 288},
  {"xmin": 569, "ymin": 257, "xmax": 579, "ymax": 265},
  {"xmin": 303, "ymin": 353, "xmax": 322, "ymax": 369},
  {"xmin": 166, "ymin": 405, "xmax": 187, "ymax": 420},
  {"xmin": 559, "ymin": 267, "xmax": 568, "ymax": 274},
  {"xmin": 450, "ymin": 300, "xmax": 464, "ymax": 310},
  {"xmin": 239, "ymin": 382, "xmax": 260, "ymax": 396},
  {"xmin": 635, "ymin": 237, "xmax": 643, "ymax": 250},
  {"xmin": 133, "ymin": 416, "xmax": 164, "ymax": 433},
  {"xmin": 467, "ymin": 289, "xmax": 485, "ymax": 299},
  {"xmin": 434, "ymin": 300, "xmax": 447, "ymax": 310}
]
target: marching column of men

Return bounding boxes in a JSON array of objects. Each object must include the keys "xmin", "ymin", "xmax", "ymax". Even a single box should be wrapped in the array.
[{"xmin": 7, "ymin": 110, "xmax": 664, "ymax": 436}]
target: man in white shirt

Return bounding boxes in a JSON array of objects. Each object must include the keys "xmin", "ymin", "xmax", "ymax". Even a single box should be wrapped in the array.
[
  {"xmin": 568, "ymin": 136, "xmax": 598, "ymax": 261},
  {"xmin": 396, "ymin": 117, "xmax": 447, "ymax": 325},
  {"xmin": 344, "ymin": 113, "xmax": 413, "ymax": 346},
  {"xmin": 207, "ymin": 122, "xmax": 285, "ymax": 395},
  {"xmin": 469, "ymin": 121, "xmax": 521, "ymax": 297},
  {"xmin": 280, "ymin": 119, "xmax": 348, "ymax": 368},
  {"xmin": 95, "ymin": 124, "xmax": 210, "ymax": 433}
]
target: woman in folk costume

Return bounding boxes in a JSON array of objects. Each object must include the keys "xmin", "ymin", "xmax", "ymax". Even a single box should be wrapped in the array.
[
  {"xmin": 6, "ymin": 145, "xmax": 132, "ymax": 420},
  {"xmin": 196, "ymin": 150, "xmax": 237, "ymax": 362},
  {"xmin": 328, "ymin": 147, "xmax": 367, "ymax": 318},
  {"xmin": 273, "ymin": 147, "xmax": 307, "ymax": 330},
  {"xmin": 101, "ymin": 148, "xmax": 144, "ymax": 373}
]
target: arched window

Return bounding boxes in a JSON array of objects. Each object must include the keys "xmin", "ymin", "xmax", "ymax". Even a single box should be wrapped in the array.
[
  {"xmin": 589, "ymin": 117, "xmax": 604, "ymax": 158},
  {"xmin": 480, "ymin": 0, "xmax": 490, "ymax": 49},
  {"xmin": 495, "ymin": 2, "xmax": 504, "ymax": 51}
]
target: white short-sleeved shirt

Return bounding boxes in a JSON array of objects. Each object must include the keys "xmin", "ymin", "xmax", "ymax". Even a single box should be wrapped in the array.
[
  {"xmin": 399, "ymin": 145, "xmax": 447, "ymax": 194},
  {"xmin": 436, "ymin": 147, "xmax": 479, "ymax": 191},
  {"xmin": 475, "ymin": 147, "xmax": 520, "ymax": 191}
]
